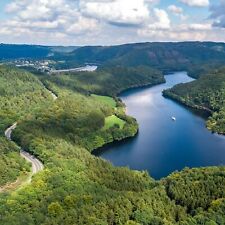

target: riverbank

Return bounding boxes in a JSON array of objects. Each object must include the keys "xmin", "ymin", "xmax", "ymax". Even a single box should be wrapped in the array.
[
  {"xmin": 162, "ymin": 91, "xmax": 225, "ymax": 136},
  {"xmin": 91, "ymin": 77, "xmax": 167, "ymax": 153},
  {"xmin": 163, "ymin": 69, "xmax": 225, "ymax": 135},
  {"xmin": 114, "ymin": 78, "xmax": 166, "ymax": 97},
  {"xmin": 95, "ymin": 72, "xmax": 225, "ymax": 179},
  {"xmin": 162, "ymin": 94, "xmax": 225, "ymax": 136},
  {"xmin": 162, "ymin": 91, "xmax": 213, "ymax": 117}
]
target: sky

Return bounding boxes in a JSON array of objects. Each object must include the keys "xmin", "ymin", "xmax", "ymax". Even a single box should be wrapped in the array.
[{"xmin": 0, "ymin": 0, "xmax": 224, "ymax": 46}]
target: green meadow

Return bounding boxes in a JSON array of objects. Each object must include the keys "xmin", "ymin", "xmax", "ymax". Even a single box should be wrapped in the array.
[
  {"xmin": 91, "ymin": 94, "xmax": 117, "ymax": 108},
  {"xmin": 104, "ymin": 115, "xmax": 126, "ymax": 130}
]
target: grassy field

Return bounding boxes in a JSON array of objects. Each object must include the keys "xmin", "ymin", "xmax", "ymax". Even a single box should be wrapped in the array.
[
  {"xmin": 92, "ymin": 94, "xmax": 125, "ymax": 130},
  {"xmin": 91, "ymin": 94, "xmax": 117, "ymax": 108},
  {"xmin": 104, "ymin": 115, "xmax": 126, "ymax": 130}
]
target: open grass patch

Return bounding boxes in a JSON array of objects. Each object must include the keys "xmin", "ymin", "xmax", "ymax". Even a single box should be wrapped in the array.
[
  {"xmin": 91, "ymin": 94, "xmax": 116, "ymax": 108},
  {"xmin": 104, "ymin": 115, "xmax": 125, "ymax": 130}
]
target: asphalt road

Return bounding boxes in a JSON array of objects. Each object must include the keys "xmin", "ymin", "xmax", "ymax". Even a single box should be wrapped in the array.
[
  {"xmin": 3, "ymin": 86, "xmax": 57, "ymax": 184},
  {"xmin": 5, "ymin": 123, "xmax": 44, "ymax": 177}
]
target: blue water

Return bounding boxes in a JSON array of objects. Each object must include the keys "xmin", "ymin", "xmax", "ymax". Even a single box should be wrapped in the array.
[{"xmin": 96, "ymin": 72, "xmax": 225, "ymax": 179}]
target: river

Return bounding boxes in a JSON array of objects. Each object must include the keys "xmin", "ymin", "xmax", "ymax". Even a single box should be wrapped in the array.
[{"xmin": 95, "ymin": 71, "xmax": 225, "ymax": 179}]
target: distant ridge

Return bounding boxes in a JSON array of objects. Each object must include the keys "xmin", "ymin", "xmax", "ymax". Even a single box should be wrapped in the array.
[{"xmin": 1, "ymin": 42, "xmax": 225, "ymax": 78}]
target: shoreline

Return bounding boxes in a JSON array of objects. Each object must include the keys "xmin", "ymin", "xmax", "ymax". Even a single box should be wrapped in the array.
[
  {"xmin": 92, "ymin": 71, "xmax": 225, "ymax": 179},
  {"xmin": 163, "ymin": 92, "xmax": 225, "ymax": 136},
  {"xmin": 91, "ymin": 77, "xmax": 166, "ymax": 154},
  {"xmin": 92, "ymin": 130, "xmax": 139, "ymax": 156},
  {"xmin": 92, "ymin": 72, "xmax": 192, "ymax": 157},
  {"xmin": 91, "ymin": 79, "xmax": 167, "ymax": 155},
  {"xmin": 92, "ymin": 74, "xmax": 180, "ymax": 157},
  {"xmin": 115, "ymin": 79, "xmax": 166, "ymax": 97}
]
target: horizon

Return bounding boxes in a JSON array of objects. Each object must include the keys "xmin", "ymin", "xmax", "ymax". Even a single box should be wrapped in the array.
[
  {"xmin": 0, "ymin": 0, "xmax": 225, "ymax": 45},
  {"xmin": 1, "ymin": 40, "xmax": 225, "ymax": 48}
]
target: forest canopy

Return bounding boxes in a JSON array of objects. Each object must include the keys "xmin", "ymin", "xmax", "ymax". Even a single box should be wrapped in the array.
[{"xmin": 0, "ymin": 64, "xmax": 224, "ymax": 225}]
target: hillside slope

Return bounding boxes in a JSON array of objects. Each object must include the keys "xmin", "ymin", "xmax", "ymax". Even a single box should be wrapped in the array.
[
  {"xmin": 0, "ymin": 65, "xmax": 224, "ymax": 224},
  {"xmin": 163, "ymin": 67, "xmax": 225, "ymax": 134},
  {"xmin": 40, "ymin": 65, "xmax": 164, "ymax": 96},
  {"xmin": 55, "ymin": 42, "xmax": 225, "ymax": 78},
  {"xmin": 2, "ymin": 42, "xmax": 225, "ymax": 79},
  {"xmin": 0, "ymin": 66, "xmax": 53, "ymax": 187}
]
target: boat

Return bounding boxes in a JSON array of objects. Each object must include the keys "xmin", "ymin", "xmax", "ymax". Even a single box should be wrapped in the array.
[{"xmin": 172, "ymin": 117, "xmax": 176, "ymax": 121}]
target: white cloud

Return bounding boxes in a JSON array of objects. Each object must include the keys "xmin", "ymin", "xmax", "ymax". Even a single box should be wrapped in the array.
[
  {"xmin": 167, "ymin": 5, "xmax": 188, "ymax": 21},
  {"xmin": 188, "ymin": 23, "xmax": 211, "ymax": 30},
  {"xmin": 149, "ymin": 8, "xmax": 171, "ymax": 30},
  {"xmin": 138, "ymin": 22, "xmax": 214, "ymax": 42},
  {"xmin": 6, "ymin": 0, "xmax": 68, "ymax": 19},
  {"xmin": 2, "ymin": 0, "xmax": 100, "ymax": 42},
  {"xmin": 0, "ymin": 0, "xmax": 224, "ymax": 45},
  {"xmin": 168, "ymin": 5, "xmax": 183, "ymax": 15},
  {"xmin": 80, "ymin": 0, "xmax": 151, "ymax": 25},
  {"xmin": 66, "ymin": 15, "xmax": 101, "ymax": 34},
  {"xmin": 179, "ymin": 0, "xmax": 209, "ymax": 7},
  {"xmin": 1, "ymin": 0, "xmax": 166, "ymax": 45}
]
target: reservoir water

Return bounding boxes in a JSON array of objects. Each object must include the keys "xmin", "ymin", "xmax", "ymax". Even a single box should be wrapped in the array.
[{"xmin": 96, "ymin": 72, "xmax": 225, "ymax": 179}]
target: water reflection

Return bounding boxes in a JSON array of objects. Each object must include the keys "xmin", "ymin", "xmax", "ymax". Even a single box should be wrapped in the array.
[{"xmin": 96, "ymin": 72, "xmax": 225, "ymax": 179}]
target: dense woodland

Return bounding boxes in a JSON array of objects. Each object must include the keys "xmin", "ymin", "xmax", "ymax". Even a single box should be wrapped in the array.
[
  {"xmin": 50, "ymin": 42, "xmax": 225, "ymax": 78},
  {"xmin": 2, "ymin": 42, "xmax": 225, "ymax": 78},
  {"xmin": 0, "ymin": 138, "xmax": 30, "ymax": 187},
  {"xmin": 164, "ymin": 67, "xmax": 225, "ymax": 134},
  {"xmin": 0, "ymin": 65, "xmax": 52, "ymax": 133},
  {"xmin": 0, "ymin": 65, "xmax": 52, "ymax": 186},
  {"xmin": 0, "ymin": 62, "xmax": 224, "ymax": 225},
  {"xmin": 39, "ymin": 66, "xmax": 164, "ymax": 96},
  {"xmin": 0, "ymin": 44, "xmax": 50, "ymax": 60}
]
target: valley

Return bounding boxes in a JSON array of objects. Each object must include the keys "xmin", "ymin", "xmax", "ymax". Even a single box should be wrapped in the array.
[
  {"xmin": 0, "ymin": 42, "xmax": 224, "ymax": 225},
  {"xmin": 96, "ymin": 72, "xmax": 225, "ymax": 179}
]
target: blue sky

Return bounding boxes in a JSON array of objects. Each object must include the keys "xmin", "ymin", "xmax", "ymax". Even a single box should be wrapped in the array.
[
  {"xmin": 0, "ymin": 0, "xmax": 224, "ymax": 45},
  {"xmin": 0, "ymin": 0, "xmax": 11, "ymax": 19}
]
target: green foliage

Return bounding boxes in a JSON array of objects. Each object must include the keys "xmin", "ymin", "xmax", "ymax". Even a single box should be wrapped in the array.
[
  {"xmin": 164, "ymin": 167, "xmax": 225, "ymax": 212},
  {"xmin": 0, "ymin": 44, "xmax": 50, "ymax": 60},
  {"xmin": 40, "ymin": 65, "xmax": 165, "ymax": 96},
  {"xmin": 104, "ymin": 115, "xmax": 126, "ymax": 130},
  {"xmin": 164, "ymin": 67, "xmax": 225, "ymax": 134},
  {"xmin": 0, "ymin": 65, "xmax": 51, "ymax": 186},
  {"xmin": 0, "ymin": 63, "xmax": 224, "ymax": 225},
  {"xmin": 53, "ymin": 42, "xmax": 225, "ymax": 78},
  {"xmin": 11, "ymin": 89, "xmax": 137, "ymax": 153},
  {"xmin": 0, "ymin": 65, "xmax": 52, "ymax": 134},
  {"xmin": 48, "ymin": 202, "xmax": 64, "ymax": 217},
  {"xmin": 91, "ymin": 94, "xmax": 117, "ymax": 108},
  {"xmin": 0, "ymin": 138, "xmax": 30, "ymax": 186},
  {"xmin": 0, "ymin": 137, "xmax": 171, "ymax": 225}
]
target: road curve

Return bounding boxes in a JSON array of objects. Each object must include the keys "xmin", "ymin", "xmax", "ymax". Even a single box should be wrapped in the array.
[
  {"xmin": 42, "ymin": 84, "xmax": 58, "ymax": 101},
  {"xmin": 5, "ymin": 123, "xmax": 44, "ymax": 179},
  {"xmin": 3, "ymin": 85, "xmax": 57, "ymax": 186}
]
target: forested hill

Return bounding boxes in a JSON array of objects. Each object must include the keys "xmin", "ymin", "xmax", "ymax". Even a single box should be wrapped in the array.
[
  {"xmin": 163, "ymin": 67, "xmax": 225, "ymax": 134},
  {"xmin": 0, "ymin": 64, "xmax": 224, "ymax": 224},
  {"xmin": 0, "ymin": 44, "xmax": 78, "ymax": 60},
  {"xmin": 40, "ymin": 66, "xmax": 164, "ymax": 96},
  {"xmin": 0, "ymin": 65, "xmax": 52, "ymax": 133},
  {"xmin": 0, "ymin": 65, "xmax": 52, "ymax": 188},
  {"xmin": 54, "ymin": 42, "xmax": 225, "ymax": 78},
  {"xmin": 0, "ymin": 44, "xmax": 51, "ymax": 60},
  {"xmin": 2, "ymin": 42, "xmax": 225, "ymax": 78}
]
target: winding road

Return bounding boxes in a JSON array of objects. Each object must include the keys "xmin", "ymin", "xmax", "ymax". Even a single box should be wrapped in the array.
[
  {"xmin": 5, "ymin": 123, "xmax": 44, "ymax": 179},
  {"xmin": 3, "ymin": 87, "xmax": 58, "ymax": 186}
]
